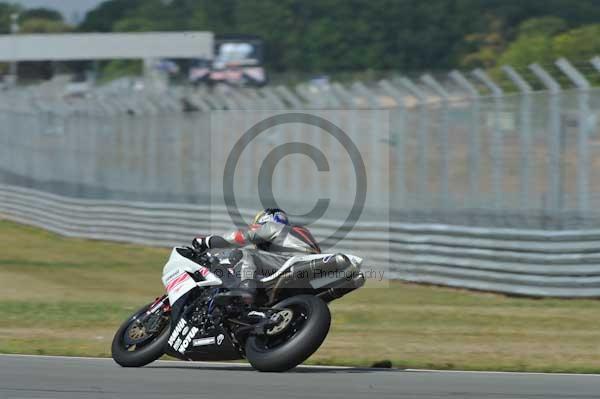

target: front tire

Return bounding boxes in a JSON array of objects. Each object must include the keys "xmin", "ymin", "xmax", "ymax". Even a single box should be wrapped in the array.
[
  {"xmin": 111, "ymin": 302, "xmax": 170, "ymax": 367},
  {"xmin": 245, "ymin": 295, "xmax": 331, "ymax": 372}
]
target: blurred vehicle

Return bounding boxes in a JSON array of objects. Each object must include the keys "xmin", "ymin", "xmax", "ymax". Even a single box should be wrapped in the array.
[
  {"xmin": 189, "ymin": 35, "xmax": 267, "ymax": 87},
  {"xmin": 310, "ymin": 75, "xmax": 330, "ymax": 88},
  {"xmin": 154, "ymin": 59, "xmax": 180, "ymax": 75}
]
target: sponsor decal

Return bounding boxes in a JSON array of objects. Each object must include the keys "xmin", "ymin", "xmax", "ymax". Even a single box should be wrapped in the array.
[
  {"xmin": 163, "ymin": 269, "xmax": 180, "ymax": 282},
  {"xmin": 322, "ymin": 255, "xmax": 333, "ymax": 263},
  {"xmin": 168, "ymin": 318, "xmax": 187, "ymax": 347},
  {"xmin": 178, "ymin": 326, "xmax": 199, "ymax": 354},
  {"xmin": 173, "ymin": 337, "xmax": 182, "ymax": 351},
  {"xmin": 165, "ymin": 273, "xmax": 190, "ymax": 293},
  {"xmin": 216, "ymin": 334, "xmax": 225, "ymax": 346},
  {"xmin": 168, "ymin": 318, "xmax": 199, "ymax": 353}
]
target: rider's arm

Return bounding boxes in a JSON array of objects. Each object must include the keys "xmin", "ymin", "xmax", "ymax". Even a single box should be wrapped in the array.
[
  {"xmin": 193, "ymin": 223, "xmax": 279, "ymax": 251},
  {"xmin": 193, "ymin": 231, "xmax": 246, "ymax": 251}
]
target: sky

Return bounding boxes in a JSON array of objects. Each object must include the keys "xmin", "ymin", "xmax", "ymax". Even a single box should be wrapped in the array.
[{"xmin": 9, "ymin": 0, "xmax": 105, "ymax": 24}]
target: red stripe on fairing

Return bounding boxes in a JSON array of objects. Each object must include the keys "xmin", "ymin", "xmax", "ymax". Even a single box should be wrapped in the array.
[
  {"xmin": 292, "ymin": 226, "xmax": 320, "ymax": 253},
  {"xmin": 233, "ymin": 230, "xmax": 246, "ymax": 245},
  {"xmin": 166, "ymin": 273, "xmax": 189, "ymax": 292}
]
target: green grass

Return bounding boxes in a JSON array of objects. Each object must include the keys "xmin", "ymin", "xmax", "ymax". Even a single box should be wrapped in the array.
[{"xmin": 1, "ymin": 218, "xmax": 600, "ymax": 372}]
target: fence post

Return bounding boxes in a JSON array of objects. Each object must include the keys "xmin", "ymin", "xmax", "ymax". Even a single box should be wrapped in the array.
[
  {"xmin": 331, "ymin": 82, "xmax": 355, "ymax": 108},
  {"xmin": 261, "ymin": 87, "xmax": 286, "ymax": 109},
  {"xmin": 591, "ymin": 56, "xmax": 600, "ymax": 72},
  {"xmin": 331, "ymin": 82, "xmax": 360, "ymax": 209},
  {"xmin": 222, "ymin": 90, "xmax": 243, "ymax": 110},
  {"xmin": 274, "ymin": 86, "xmax": 304, "ymax": 200},
  {"xmin": 421, "ymin": 74, "xmax": 450, "ymax": 210},
  {"xmin": 353, "ymin": 81, "xmax": 384, "ymax": 210},
  {"xmin": 530, "ymin": 63, "xmax": 562, "ymax": 221},
  {"xmin": 556, "ymin": 58, "xmax": 591, "ymax": 218},
  {"xmin": 502, "ymin": 65, "xmax": 533, "ymax": 213},
  {"xmin": 263, "ymin": 87, "xmax": 290, "ymax": 200},
  {"xmin": 319, "ymin": 85, "xmax": 344, "ymax": 206},
  {"xmin": 472, "ymin": 68, "xmax": 504, "ymax": 212},
  {"xmin": 449, "ymin": 70, "xmax": 481, "ymax": 209},
  {"xmin": 379, "ymin": 79, "xmax": 406, "ymax": 208},
  {"xmin": 275, "ymin": 85, "xmax": 304, "ymax": 109},
  {"xmin": 397, "ymin": 77, "xmax": 429, "ymax": 209},
  {"xmin": 233, "ymin": 91, "xmax": 257, "ymax": 204}
]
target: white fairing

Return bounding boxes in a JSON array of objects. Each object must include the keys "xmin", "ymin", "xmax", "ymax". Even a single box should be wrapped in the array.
[
  {"xmin": 162, "ymin": 248, "xmax": 222, "ymax": 304},
  {"xmin": 161, "ymin": 247, "xmax": 362, "ymax": 303}
]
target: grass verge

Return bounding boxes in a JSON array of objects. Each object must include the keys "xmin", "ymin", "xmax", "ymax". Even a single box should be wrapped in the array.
[{"xmin": 1, "ymin": 218, "xmax": 600, "ymax": 372}]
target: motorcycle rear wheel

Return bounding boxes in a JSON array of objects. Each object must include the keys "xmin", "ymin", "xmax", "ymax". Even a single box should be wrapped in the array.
[
  {"xmin": 245, "ymin": 295, "xmax": 331, "ymax": 372},
  {"xmin": 111, "ymin": 301, "xmax": 171, "ymax": 367}
]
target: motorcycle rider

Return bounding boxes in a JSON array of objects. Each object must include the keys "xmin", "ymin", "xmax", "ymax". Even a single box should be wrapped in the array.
[{"xmin": 192, "ymin": 208, "xmax": 321, "ymax": 302}]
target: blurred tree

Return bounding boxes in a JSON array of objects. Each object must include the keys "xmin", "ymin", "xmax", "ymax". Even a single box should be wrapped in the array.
[
  {"xmin": 495, "ymin": 17, "xmax": 567, "ymax": 68},
  {"xmin": 20, "ymin": 7, "xmax": 63, "ymax": 23},
  {"xmin": 101, "ymin": 59, "xmax": 143, "ymax": 81},
  {"xmin": 75, "ymin": 0, "xmax": 600, "ymax": 74},
  {"xmin": 460, "ymin": 15, "xmax": 507, "ymax": 69},
  {"xmin": 20, "ymin": 18, "xmax": 71, "ymax": 33},
  {"xmin": 112, "ymin": 17, "xmax": 155, "ymax": 32},
  {"xmin": 497, "ymin": 35, "xmax": 555, "ymax": 68},
  {"xmin": 518, "ymin": 16, "xmax": 567, "ymax": 37},
  {"xmin": 0, "ymin": 2, "xmax": 22, "ymax": 34},
  {"xmin": 79, "ymin": 0, "xmax": 144, "ymax": 32},
  {"xmin": 553, "ymin": 24, "xmax": 600, "ymax": 62},
  {"xmin": 496, "ymin": 18, "xmax": 600, "ymax": 70}
]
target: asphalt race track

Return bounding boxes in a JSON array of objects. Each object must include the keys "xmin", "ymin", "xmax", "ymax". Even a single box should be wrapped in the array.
[{"xmin": 1, "ymin": 354, "xmax": 599, "ymax": 399}]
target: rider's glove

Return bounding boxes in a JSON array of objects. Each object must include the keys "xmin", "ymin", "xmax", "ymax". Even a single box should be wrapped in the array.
[{"xmin": 192, "ymin": 236, "xmax": 209, "ymax": 253}]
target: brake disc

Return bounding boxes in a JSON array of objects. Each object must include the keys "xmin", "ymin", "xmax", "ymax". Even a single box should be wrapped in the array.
[
  {"xmin": 127, "ymin": 323, "xmax": 148, "ymax": 342},
  {"xmin": 266, "ymin": 308, "xmax": 294, "ymax": 336}
]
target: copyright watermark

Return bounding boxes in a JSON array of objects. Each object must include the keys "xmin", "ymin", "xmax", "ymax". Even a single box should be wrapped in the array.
[{"xmin": 208, "ymin": 109, "xmax": 390, "ymax": 284}]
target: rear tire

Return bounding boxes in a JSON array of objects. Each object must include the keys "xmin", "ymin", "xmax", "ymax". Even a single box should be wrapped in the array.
[
  {"xmin": 111, "ymin": 303, "xmax": 170, "ymax": 367},
  {"xmin": 245, "ymin": 295, "xmax": 331, "ymax": 372}
]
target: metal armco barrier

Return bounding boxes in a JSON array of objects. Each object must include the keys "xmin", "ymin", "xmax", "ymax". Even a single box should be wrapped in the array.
[{"xmin": 3, "ymin": 183, "xmax": 600, "ymax": 298}]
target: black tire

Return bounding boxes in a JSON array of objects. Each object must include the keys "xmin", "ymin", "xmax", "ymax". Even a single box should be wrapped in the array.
[
  {"xmin": 245, "ymin": 295, "xmax": 331, "ymax": 372},
  {"xmin": 111, "ymin": 302, "xmax": 170, "ymax": 367}
]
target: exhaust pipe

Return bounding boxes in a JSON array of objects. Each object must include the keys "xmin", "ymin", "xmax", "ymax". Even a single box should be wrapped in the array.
[
  {"xmin": 317, "ymin": 272, "xmax": 366, "ymax": 302},
  {"xmin": 289, "ymin": 254, "xmax": 351, "ymax": 279}
]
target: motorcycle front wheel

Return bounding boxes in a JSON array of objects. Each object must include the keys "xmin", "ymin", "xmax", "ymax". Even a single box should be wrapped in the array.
[
  {"xmin": 245, "ymin": 295, "xmax": 331, "ymax": 372},
  {"xmin": 111, "ymin": 300, "xmax": 171, "ymax": 367}
]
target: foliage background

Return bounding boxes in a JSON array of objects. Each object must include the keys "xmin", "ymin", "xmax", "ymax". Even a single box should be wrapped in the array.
[{"xmin": 0, "ymin": 0, "xmax": 599, "ymax": 79}]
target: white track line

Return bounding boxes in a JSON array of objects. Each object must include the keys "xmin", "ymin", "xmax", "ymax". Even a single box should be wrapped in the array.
[
  {"xmin": 0, "ymin": 353, "xmax": 351, "ymax": 369},
  {"xmin": 2, "ymin": 354, "xmax": 600, "ymax": 376},
  {"xmin": 405, "ymin": 369, "xmax": 600, "ymax": 377}
]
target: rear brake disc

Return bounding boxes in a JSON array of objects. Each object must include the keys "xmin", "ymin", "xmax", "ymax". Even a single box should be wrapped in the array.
[{"xmin": 266, "ymin": 308, "xmax": 294, "ymax": 336}]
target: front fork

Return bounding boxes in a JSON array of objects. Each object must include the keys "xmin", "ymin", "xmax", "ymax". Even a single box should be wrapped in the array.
[{"xmin": 146, "ymin": 295, "xmax": 171, "ymax": 315}]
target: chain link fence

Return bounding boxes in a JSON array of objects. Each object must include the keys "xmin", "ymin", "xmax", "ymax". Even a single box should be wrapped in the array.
[{"xmin": 0, "ymin": 57, "xmax": 599, "ymax": 229}]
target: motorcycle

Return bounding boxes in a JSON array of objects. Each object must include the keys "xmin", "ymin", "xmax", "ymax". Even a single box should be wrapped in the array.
[{"xmin": 111, "ymin": 246, "xmax": 365, "ymax": 372}]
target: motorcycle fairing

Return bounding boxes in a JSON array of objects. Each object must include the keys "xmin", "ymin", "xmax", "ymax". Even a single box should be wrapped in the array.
[
  {"xmin": 162, "ymin": 248, "xmax": 223, "ymax": 305},
  {"xmin": 165, "ymin": 308, "xmax": 242, "ymax": 361}
]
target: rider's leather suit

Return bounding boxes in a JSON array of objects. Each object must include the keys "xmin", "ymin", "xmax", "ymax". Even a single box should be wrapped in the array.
[{"xmin": 199, "ymin": 221, "xmax": 321, "ymax": 281}]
